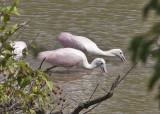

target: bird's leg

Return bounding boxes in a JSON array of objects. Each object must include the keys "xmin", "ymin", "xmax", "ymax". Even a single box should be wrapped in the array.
[{"xmin": 45, "ymin": 66, "xmax": 57, "ymax": 73}]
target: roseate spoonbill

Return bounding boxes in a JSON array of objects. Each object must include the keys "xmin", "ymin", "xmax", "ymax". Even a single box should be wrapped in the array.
[
  {"xmin": 37, "ymin": 48, "xmax": 107, "ymax": 73},
  {"xmin": 10, "ymin": 41, "xmax": 27, "ymax": 59},
  {"xmin": 58, "ymin": 32, "xmax": 126, "ymax": 61}
]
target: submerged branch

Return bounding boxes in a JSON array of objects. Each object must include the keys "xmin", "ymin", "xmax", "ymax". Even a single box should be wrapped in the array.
[{"xmin": 71, "ymin": 63, "xmax": 137, "ymax": 114}]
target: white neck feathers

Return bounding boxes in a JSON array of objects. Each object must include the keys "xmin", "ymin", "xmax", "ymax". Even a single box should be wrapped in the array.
[
  {"xmin": 93, "ymin": 49, "xmax": 115, "ymax": 57},
  {"xmin": 82, "ymin": 57, "xmax": 97, "ymax": 70}
]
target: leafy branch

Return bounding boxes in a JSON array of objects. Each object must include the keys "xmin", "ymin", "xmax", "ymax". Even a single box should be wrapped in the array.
[
  {"xmin": 130, "ymin": 0, "xmax": 160, "ymax": 103},
  {"xmin": 0, "ymin": 1, "xmax": 57, "ymax": 113}
]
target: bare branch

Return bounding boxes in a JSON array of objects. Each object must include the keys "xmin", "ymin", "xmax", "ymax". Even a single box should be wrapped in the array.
[
  {"xmin": 101, "ymin": 87, "xmax": 108, "ymax": 93},
  {"xmin": 3, "ymin": 21, "xmax": 27, "ymax": 41},
  {"xmin": 11, "ymin": 22, "xmax": 27, "ymax": 36},
  {"xmin": 69, "ymin": 98, "xmax": 79, "ymax": 104},
  {"xmin": 110, "ymin": 75, "xmax": 120, "ymax": 92},
  {"xmin": 8, "ymin": 100, "xmax": 19, "ymax": 111},
  {"xmin": 38, "ymin": 57, "xmax": 46, "ymax": 69},
  {"xmin": 83, "ymin": 102, "xmax": 101, "ymax": 114},
  {"xmin": 71, "ymin": 63, "xmax": 137, "ymax": 114},
  {"xmin": 0, "ymin": 99, "xmax": 20, "ymax": 112},
  {"xmin": 50, "ymin": 104, "xmax": 69, "ymax": 114},
  {"xmin": 115, "ymin": 62, "xmax": 137, "ymax": 87},
  {"xmin": 17, "ymin": 18, "xmax": 33, "ymax": 40},
  {"xmin": 40, "ymin": 82, "xmax": 46, "ymax": 89},
  {"xmin": 88, "ymin": 83, "xmax": 99, "ymax": 101},
  {"xmin": 28, "ymin": 80, "xmax": 36, "ymax": 94},
  {"xmin": 45, "ymin": 66, "xmax": 57, "ymax": 73},
  {"xmin": 31, "ymin": 33, "xmax": 39, "ymax": 44}
]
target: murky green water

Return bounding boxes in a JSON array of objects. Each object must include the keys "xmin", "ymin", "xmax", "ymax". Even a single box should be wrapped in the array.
[{"xmin": 11, "ymin": 0, "xmax": 160, "ymax": 113}]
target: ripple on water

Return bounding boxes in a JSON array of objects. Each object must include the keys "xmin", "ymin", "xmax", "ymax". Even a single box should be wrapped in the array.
[{"xmin": 16, "ymin": 0, "xmax": 160, "ymax": 113}]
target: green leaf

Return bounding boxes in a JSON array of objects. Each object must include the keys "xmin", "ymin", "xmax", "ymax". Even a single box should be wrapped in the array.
[
  {"xmin": 39, "ymin": 73, "xmax": 48, "ymax": 80},
  {"xmin": 22, "ymin": 48, "xmax": 28, "ymax": 58},
  {"xmin": 14, "ymin": 0, "xmax": 19, "ymax": 5},
  {"xmin": 32, "ymin": 86, "xmax": 37, "ymax": 92},
  {"xmin": 2, "ymin": 50, "xmax": 12, "ymax": 55},
  {"xmin": 15, "ymin": 90, "xmax": 23, "ymax": 97},
  {"xmin": 46, "ymin": 81, "xmax": 53, "ymax": 91},
  {"xmin": 9, "ymin": 0, "xmax": 19, "ymax": 12},
  {"xmin": 1, "ymin": 15, "xmax": 4, "ymax": 22},
  {"xmin": 143, "ymin": 3, "xmax": 150, "ymax": 19},
  {"xmin": 0, "ymin": 26, "xmax": 6, "ymax": 31},
  {"xmin": 11, "ymin": 24, "xmax": 18, "ymax": 32},
  {"xmin": 23, "ymin": 106, "xmax": 28, "ymax": 112},
  {"xmin": 8, "ymin": 65, "xmax": 15, "ymax": 73},
  {"xmin": 150, "ymin": 23, "xmax": 160, "ymax": 35},
  {"xmin": 51, "ymin": 103, "xmax": 55, "ymax": 109},
  {"xmin": 12, "ymin": 7, "xmax": 20, "ymax": 16},
  {"xmin": 20, "ymin": 76, "xmax": 32, "ymax": 88},
  {"xmin": 18, "ymin": 61, "xmax": 33, "ymax": 74},
  {"xmin": 29, "ymin": 109, "xmax": 36, "ymax": 114},
  {"xmin": 29, "ymin": 43, "xmax": 36, "ymax": 48},
  {"xmin": 130, "ymin": 35, "xmax": 145, "ymax": 62},
  {"xmin": 3, "ymin": 13, "xmax": 10, "ymax": 25},
  {"xmin": 4, "ymin": 81, "xmax": 9, "ymax": 87},
  {"xmin": 0, "ymin": 56, "xmax": 4, "ymax": 62},
  {"xmin": 35, "ymin": 103, "xmax": 39, "ymax": 108},
  {"xmin": 140, "ymin": 39, "xmax": 154, "ymax": 63},
  {"xmin": 143, "ymin": 0, "xmax": 159, "ymax": 18}
]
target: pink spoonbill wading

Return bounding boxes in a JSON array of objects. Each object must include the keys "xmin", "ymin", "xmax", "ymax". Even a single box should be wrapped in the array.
[
  {"xmin": 58, "ymin": 32, "xmax": 126, "ymax": 61},
  {"xmin": 37, "ymin": 48, "xmax": 107, "ymax": 73}
]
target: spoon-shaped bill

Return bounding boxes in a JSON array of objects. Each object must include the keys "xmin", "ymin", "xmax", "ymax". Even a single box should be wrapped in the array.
[
  {"xmin": 120, "ymin": 54, "xmax": 126, "ymax": 61},
  {"xmin": 100, "ymin": 63, "xmax": 107, "ymax": 73}
]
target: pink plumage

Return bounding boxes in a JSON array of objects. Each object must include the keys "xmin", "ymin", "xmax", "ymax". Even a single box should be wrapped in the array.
[
  {"xmin": 58, "ymin": 32, "xmax": 126, "ymax": 61},
  {"xmin": 37, "ymin": 48, "xmax": 107, "ymax": 73},
  {"xmin": 37, "ymin": 48, "xmax": 84, "ymax": 68},
  {"xmin": 58, "ymin": 32, "xmax": 95, "ymax": 53}
]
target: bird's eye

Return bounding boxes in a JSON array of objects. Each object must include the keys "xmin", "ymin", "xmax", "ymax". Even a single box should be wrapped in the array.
[
  {"xmin": 100, "ymin": 62, "xmax": 103, "ymax": 65},
  {"xmin": 120, "ymin": 52, "xmax": 122, "ymax": 54}
]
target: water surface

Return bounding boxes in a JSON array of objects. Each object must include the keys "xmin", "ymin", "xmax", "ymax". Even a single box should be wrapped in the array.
[{"xmin": 11, "ymin": 0, "xmax": 160, "ymax": 113}]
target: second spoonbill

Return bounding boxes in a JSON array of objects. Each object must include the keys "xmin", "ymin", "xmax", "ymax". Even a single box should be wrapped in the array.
[{"xmin": 58, "ymin": 32, "xmax": 126, "ymax": 61}]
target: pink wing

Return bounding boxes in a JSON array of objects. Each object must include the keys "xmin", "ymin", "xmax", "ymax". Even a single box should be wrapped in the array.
[
  {"xmin": 58, "ymin": 32, "xmax": 87, "ymax": 53},
  {"xmin": 37, "ymin": 48, "xmax": 83, "ymax": 67}
]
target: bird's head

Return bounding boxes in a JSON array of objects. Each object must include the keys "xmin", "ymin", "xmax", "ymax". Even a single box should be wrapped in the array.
[
  {"xmin": 94, "ymin": 58, "xmax": 107, "ymax": 73},
  {"xmin": 110, "ymin": 49, "xmax": 126, "ymax": 61}
]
